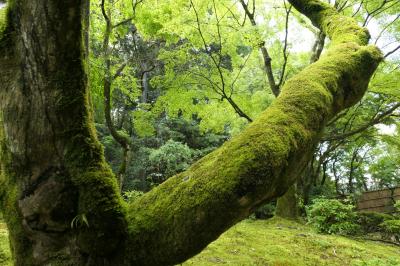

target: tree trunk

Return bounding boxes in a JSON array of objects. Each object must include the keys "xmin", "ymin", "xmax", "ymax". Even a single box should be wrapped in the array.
[
  {"xmin": 310, "ymin": 31, "xmax": 326, "ymax": 63},
  {"xmin": 275, "ymin": 185, "xmax": 299, "ymax": 219},
  {"xmin": 239, "ymin": 0, "xmax": 280, "ymax": 97},
  {"xmin": 101, "ymin": 3, "xmax": 131, "ymax": 192},
  {"xmin": 0, "ymin": 0, "xmax": 382, "ymax": 265},
  {"xmin": 0, "ymin": 1, "xmax": 126, "ymax": 264}
]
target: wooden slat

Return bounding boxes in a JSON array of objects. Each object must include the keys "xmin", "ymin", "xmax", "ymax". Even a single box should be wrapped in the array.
[
  {"xmin": 360, "ymin": 190, "xmax": 391, "ymax": 201},
  {"xmin": 358, "ymin": 205, "xmax": 395, "ymax": 213},
  {"xmin": 356, "ymin": 187, "xmax": 400, "ymax": 214},
  {"xmin": 357, "ymin": 198, "xmax": 393, "ymax": 209}
]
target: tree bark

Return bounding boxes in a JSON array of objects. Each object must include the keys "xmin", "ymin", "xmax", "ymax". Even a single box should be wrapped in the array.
[
  {"xmin": 101, "ymin": 2, "xmax": 131, "ymax": 192},
  {"xmin": 310, "ymin": 31, "xmax": 326, "ymax": 63},
  {"xmin": 0, "ymin": 1, "xmax": 126, "ymax": 265},
  {"xmin": 275, "ymin": 185, "xmax": 299, "ymax": 219},
  {"xmin": 239, "ymin": 0, "xmax": 281, "ymax": 97},
  {"xmin": 0, "ymin": 0, "xmax": 382, "ymax": 265}
]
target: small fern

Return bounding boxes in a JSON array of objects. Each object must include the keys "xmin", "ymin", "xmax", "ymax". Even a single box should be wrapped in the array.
[{"xmin": 71, "ymin": 214, "xmax": 89, "ymax": 229}]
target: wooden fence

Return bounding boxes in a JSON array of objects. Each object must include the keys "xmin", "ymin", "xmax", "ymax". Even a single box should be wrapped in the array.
[{"xmin": 357, "ymin": 187, "xmax": 400, "ymax": 213}]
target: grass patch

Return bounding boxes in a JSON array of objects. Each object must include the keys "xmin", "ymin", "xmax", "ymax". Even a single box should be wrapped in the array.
[{"xmin": 184, "ymin": 218, "xmax": 400, "ymax": 265}]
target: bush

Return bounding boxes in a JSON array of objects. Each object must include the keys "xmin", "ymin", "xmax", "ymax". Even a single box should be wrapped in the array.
[
  {"xmin": 123, "ymin": 190, "xmax": 144, "ymax": 203},
  {"xmin": 394, "ymin": 200, "xmax": 400, "ymax": 214},
  {"xmin": 356, "ymin": 211, "xmax": 393, "ymax": 234},
  {"xmin": 307, "ymin": 198, "xmax": 360, "ymax": 235},
  {"xmin": 379, "ymin": 219, "xmax": 400, "ymax": 243},
  {"xmin": 147, "ymin": 140, "xmax": 193, "ymax": 184},
  {"xmin": 254, "ymin": 203, "xmax": 276, "ymax": 219}
]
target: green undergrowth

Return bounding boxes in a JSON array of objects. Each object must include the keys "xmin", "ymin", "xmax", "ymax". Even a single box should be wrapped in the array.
[{"xmin": 184, "ymin": 217, "xmax": 400, "ymax": 266}]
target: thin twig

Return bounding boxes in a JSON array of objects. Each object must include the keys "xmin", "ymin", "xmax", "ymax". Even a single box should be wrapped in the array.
[{"xmin": 277, "ymin": 1, "xmax": 292, "ymax": 88}]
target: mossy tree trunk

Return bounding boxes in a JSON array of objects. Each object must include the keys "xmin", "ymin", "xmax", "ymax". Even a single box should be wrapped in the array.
[
  {"xmin": 275, "ymin": 184, "xmax": 300, "ymax": 219},
  {"xmin": 0, "ymin": 1, "xmax": 126, "ymax": 264},
  {"xmin": 0, "ymin": 0, "xmax": 382, "ymax": 265}
]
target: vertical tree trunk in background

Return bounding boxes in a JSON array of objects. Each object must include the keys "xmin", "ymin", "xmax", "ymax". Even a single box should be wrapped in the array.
[
  {"xmin": 310, "ymin": 31, "xmax": 326, "ymax": 63},
  {"xmin": 0, "ymin": 0, "xmax": 382, "ymax": 265},
  {"xmin": 239, "ymin": 0, "xmax": 280, "ymax": 97},
  {"xmin": 275, "ymin": 185, "xmax": 299, "ymax": 219},
  {"xmin": 348, "ymin": 148, "xmax": 360, "ymax": 194},
  {"xmin": 101, "ymin": 3, "xmax": 131, "ymax": 192}
]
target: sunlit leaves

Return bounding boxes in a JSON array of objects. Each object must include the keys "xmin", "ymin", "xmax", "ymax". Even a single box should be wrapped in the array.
[{"xmin": 133, "ymin": 108, "xmax": 156, "ymax": 137}]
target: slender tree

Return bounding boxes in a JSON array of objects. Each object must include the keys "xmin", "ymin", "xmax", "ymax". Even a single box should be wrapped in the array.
[{"xmin": 0, "ymin": 0, "xmax": 382, "ymax": 265}]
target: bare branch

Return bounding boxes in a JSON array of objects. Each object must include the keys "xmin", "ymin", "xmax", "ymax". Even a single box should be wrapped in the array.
[
  {"xmin": 190, "ymin": 0, "xmax": 226, "ymax": 94},
  {"xmin": 277, "ymin": 1, "xmax": 292, "ymax": 88},
  {"xmin": 374, "ymin": 14, "xmax": 400, "ymax": 44},
  {"xmin": 323, "ymin": 103, "xmax": 400, "ymax": 141},
  {"xmin": 352, "ymin": 0, "xmax": 364, "ymax": 17},
  {"xmin": 112, "ymin": 61, "xmax": 128, "ymax": 80},
  {"xmin": 384, "ymin": 44, "xmax": 400, "ymax": 59},
  {"xmin": 230, "ymin": 51, "xmax": 253, "ymax": 98},
  {"xmin": 239, "ymin": 0, "xmax": 280, "ymax": 96},
  {"xmin": 363, "ymin": 0, "xmax": 399, "ymax": 26},
  {"xmin": 189, "ymin": 0, "xmax": 252, "ymax": 122},
  {"xmin": 101, "ymin": 0, "xmax": 111, "ymax": 25}
]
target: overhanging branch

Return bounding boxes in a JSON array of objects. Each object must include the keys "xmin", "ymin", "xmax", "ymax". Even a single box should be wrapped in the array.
[{"xmin": 124, "ymin": 0, "xmax": 383, "ymax": 264}]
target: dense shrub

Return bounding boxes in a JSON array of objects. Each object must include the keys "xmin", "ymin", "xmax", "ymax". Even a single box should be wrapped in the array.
[
  {"xmin": 394, "ymin": 200, "xmax": 400, "ymax": 214},
  {"xmin": 357, "ymin": 212, "xmax": 393, "ymax": 234},
  {"xmin": 123, "ymin": 190, "xmax": 145, "ymax": 203},
  {"xmin": 307, "ymin": 198, "xmax": 360, "ymax": 235},
  {"xmin": 304, "ymin": 198, "xmax": 400, "ymax": 240},
  {"xmin": 254, "ymin": 203, "xmax": 276, "ymax": 219},
  {"xmin": 379, "ymin": 220, "xmax": 400, "ymax": 243},
  {"xmin": 147, "ymin": 140, "xmax": 193, "ymax": 184}
]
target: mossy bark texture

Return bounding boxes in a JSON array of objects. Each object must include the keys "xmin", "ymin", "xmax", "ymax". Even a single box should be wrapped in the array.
[
  {"xmin": 0, "ymin": 1, "xmax": 125, "ymax": 265},
  {"xmin": 275, "ymin": 184, "xmax": 299, "ymax": 219},
  {"xmin": 0, "ymin": 0, "xmax": 381, "ymax": 265}
]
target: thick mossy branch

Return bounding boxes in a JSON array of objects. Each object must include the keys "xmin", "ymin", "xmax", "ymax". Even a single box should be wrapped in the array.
[
  {"xmin": 0, "ymin": 0, "xmax": 383, "ymax": 265},
  {"xmin": 124, "ymin": 0, "xmax": 382, "ymax": 265},
  {"xmin": 289, "ymin": 0, "xmax": 370, "ymax": 45}
]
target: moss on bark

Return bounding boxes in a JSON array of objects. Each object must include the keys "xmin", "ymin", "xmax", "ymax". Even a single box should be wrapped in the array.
[
  {"xmin": 276, "ymin": 185, "xmax": 299, "ymax": 219},
  {"xmin": 0, "ymin": 1, "xmax": 126, "ymax": 264},
  {"xmin": 123, "ymin": 0, "xmax": 382, "ymax": 264},
  {"xmin": 0, "ymin": 0, "xmax": 382, "ymax": 265}
]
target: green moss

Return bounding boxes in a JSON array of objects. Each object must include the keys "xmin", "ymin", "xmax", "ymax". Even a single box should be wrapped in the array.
[
  {"xmin": 1, "ymin": 183, "xmax": 35, "ymax": 265},
  {"xmin": 276, "ymin": 185, "xmax": 300, "ymax": 219},
  {"xmin": 123, "ymin": 1, "xmax": 383, "ymax": 265},
  {"xmin": 64, "ymin": 117, "xmax": 128, "ymax": 256},
  {"xmin": 0, "ymin": 4, "xmax": 8, "ymax": 40},
  {"xmin": 184, "ymin": 218, "xmax": 400, "ymax": 266},
  {"xmin": 0, "ymin": 1, "xmax": 15, "ymax": 47},
  {"xmin": 0, "ymin": 221, "xmax": 12, "ymax": 266},
  {"xmin": 124, "ymin": 77, "xmax": 332, "ymax": 264},
  {"xmin": 289, "ymin": 0, "xmax": 370, "ymax": 45},
  {"xmin": 0, "ymin": 0, "xmax": 385, "ymax": 264},
  {"xmin": 0, "ymin": 1, "xmax": 127, "ymax": 262}
]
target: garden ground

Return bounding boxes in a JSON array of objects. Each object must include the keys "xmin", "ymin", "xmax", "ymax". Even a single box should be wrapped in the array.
[{"xmin": 1, "ymin": 218, "xmax": 399, "ymax": 265}]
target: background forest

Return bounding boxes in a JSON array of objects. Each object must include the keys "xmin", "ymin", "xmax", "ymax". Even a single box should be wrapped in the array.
[
  {"xmin": 0, "ymin": 0, "xmax": 400, "ymax": 264},
  {"xmin": 89, "ymin": 0, "xmax": 399, "ymax": 210}
]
